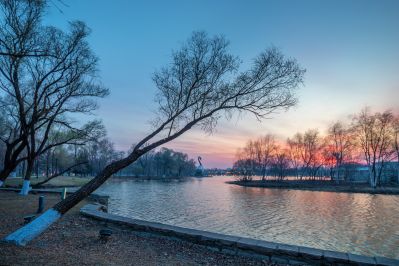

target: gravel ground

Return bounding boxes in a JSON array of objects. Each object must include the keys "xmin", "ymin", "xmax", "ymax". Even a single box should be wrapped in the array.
[{"xmin": 0, "ymin": 191, "xmax": 287, "ymax": 266}]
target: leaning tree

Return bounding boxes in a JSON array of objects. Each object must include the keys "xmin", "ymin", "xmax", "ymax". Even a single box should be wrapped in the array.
[{"xmin": 4, "ymin": 31, "xmax": 305, "ymax": 245}]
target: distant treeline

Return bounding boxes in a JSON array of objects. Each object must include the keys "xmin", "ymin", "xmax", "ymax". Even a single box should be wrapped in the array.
[
  {"xmin": 2, "ymin": 139, "xmax": 196, "ymax": 179},
  {"xmin": 119, "ymin": 147, "xmax": 196, "ymax": 178},
  {"xmin": 233, "ymin": 108, "xmax": 399, "ymax": 188}
]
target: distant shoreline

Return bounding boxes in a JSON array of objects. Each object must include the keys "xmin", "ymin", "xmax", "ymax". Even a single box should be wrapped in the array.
[
  {"xmin": 110, "ymin": 175, "xmax": 193, "ymax": 181},
  {"xmin": 227, "ymin": 180, "xmax": 399, "ymax": 195}
]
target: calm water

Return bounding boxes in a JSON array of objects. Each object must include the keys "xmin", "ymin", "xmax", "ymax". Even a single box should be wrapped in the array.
[{"xmin": 97, "ymin": 176, "xmax": 399, "ymax": 259}]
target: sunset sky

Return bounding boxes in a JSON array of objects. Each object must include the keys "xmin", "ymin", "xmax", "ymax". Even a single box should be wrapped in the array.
[{"xmin": 46, "ymin": 0, "xmax": 399, "ymax": 168}]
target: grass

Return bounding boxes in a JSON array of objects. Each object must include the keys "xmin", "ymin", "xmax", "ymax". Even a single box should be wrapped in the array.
[{"xmin": 4, "ymin": 176, "xmax": 92, "ymax": 188}]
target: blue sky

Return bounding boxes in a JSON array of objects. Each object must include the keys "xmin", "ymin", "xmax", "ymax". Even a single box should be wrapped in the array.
[{"xmin": 45, "ymin": 0, "xmax": 399, "ymax": 168}]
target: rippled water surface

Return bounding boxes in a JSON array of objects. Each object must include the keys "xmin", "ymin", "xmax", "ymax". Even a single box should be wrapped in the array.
[{"xmin": 97, "ymin": 176, "xmax": 399, "ymax": 259}]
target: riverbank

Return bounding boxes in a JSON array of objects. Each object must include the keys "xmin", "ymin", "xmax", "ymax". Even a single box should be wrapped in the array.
[
  {"xmin": 82, "ymin": 203, "xmax": 398, "ymax": 266},
  {"xmin": 0, "ymin": 191, "xmax": 280, "ymax": 265},
  {"xmin": 228, "ymin": 180, "xmax": 399, "ymax": 195}
]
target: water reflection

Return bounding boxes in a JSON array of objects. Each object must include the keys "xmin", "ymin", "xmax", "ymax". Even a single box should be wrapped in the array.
[{"xmin": 97, "ymin": 176, "xmax": 399, "ymax": 259}]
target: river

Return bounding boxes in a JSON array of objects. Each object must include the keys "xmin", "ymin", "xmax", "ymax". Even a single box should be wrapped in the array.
[{"xmin": 97, "ymin": 176, "xmax": 399, "ymax": 259}]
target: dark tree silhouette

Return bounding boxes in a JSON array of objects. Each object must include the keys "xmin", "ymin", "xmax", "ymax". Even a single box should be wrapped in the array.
[{"xmin": 0, "ymin": 0, "xmax": 108, "ymax": 191}]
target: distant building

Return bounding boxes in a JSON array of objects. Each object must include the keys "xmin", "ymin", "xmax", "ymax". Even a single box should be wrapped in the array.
[{"xmin": 340, "ymin": 162, "xmax": 398, "ymax": 183}]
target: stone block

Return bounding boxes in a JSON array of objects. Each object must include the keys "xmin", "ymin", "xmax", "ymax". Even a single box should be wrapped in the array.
[
  {"xmin": 348, "ymin": 253, "xmax": 376, "ymax": 265},
  {"xmin": 253, "ymin": 240, "xmax": 278, "ymax": 256},
  {"xmin": 323, "ymin": 250, "xmax": 349, "ymax": 264},
  {"xmin": 236, "ymin": 237, "xmax": 260, "ymax": 250},
  {"xmin": 277, "ymin": 243, "xmax": 299, "ymax": 256},
  {"xmin": 216, "ymin": 234, "xmax": 240, "ymax": 247},
  {"xmin": 375, "ymin": 256, "xmax": 399, "ymax": 266},
  {"xmin": 298, "ymin": 246, "xmax": 324, "ymax": 260}
]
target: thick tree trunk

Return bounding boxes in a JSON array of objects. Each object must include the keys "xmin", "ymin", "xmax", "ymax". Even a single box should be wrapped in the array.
[
  {"xmin": 0, "ymin": 140, "xmax": 28, "ymax": 184},
  {"xmin": 4, "ymin": 151, "xmax": 141, "ymax": 245},
  {"xmin": 0, "ymin": 154, "xmax": 20, "ymax": 183},
  {"xmin": 54, "ymin": 153, "xmax": 138, "ymax": 214},
  {"xmin": 369, "ymin": 167, "xmax": 377, "ymax": 189},
  {"xmin": 0, "ymin": 167, "xmax": 14, "ymax": 183},
  {"xmin": 20, "ymin": 160, "xmax": 34, "ymax": 195}
]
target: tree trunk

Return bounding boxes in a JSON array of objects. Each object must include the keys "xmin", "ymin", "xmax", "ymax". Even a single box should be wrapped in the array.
[
  {"xmin": 4, "ymin": 151, "xmax": 142, "ymax": 246},
  {"xmin": 0, "ymin": 167, "xmax": 14, "ymax": 183},
  {"xmin": 36, "ymin": 158, "xmax": 39, "ymax": 179},
  {"xmin": 0, "ymin": 139, "xmax": 28, "ymax": 184},
  {"xmin": 46, "ymin": 151, "xmax": 50, "ymax": 178},
  {"xmin": 54, "ymin": 153, "xmax": 138, "ymax": 213},
  {"xmin": 262, "ymin": 167, "xmax": 266, "ymax": 181},
  {"xmin": 20, "ymin": 160, "xmax": 34, "ymax": 196},
  {"xmin": 369, "ymin": 165, "xmax": 377, "ymax": 189},
  {"xmin": 0, "ymin": 153, "xmax": 20, "ymax": 184}
]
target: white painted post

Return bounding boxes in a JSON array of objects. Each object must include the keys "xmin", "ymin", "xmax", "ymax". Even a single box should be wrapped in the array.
[
  {"xmin": 19, "ymin": 180, "xmax": 31, "ymax": 196},
  {"xmin": 0, "ymin": 180, "xmax": 3, "ymax": 187},
  {"xmin": 61, "ymin": 187, "xmax": 67, "ymax": 200}
]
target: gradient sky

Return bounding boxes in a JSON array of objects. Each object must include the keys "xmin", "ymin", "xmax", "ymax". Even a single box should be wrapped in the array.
[{"xmin": 45, "ymin": 0, "xmax": 399, "ymax": 168}]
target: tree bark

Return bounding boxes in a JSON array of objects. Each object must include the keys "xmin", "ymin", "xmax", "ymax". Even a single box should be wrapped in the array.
[
  {"xmin": 53, "ymin": 151, "xmax": 141, "ymax": 214},
  {"xmin": 3, "ymin": 151, "xmax": 142, "ymax": 246},
  {"xmin": 0, "ymin": 140, "xmax": 28, "ymax": 183},
  {"xmin": 0, "ymin": 167, "xmax": 14, "ymax": 183},
  {"xmin": 20, "ymin": 160, "xmax": 34, "ymax": 195}
]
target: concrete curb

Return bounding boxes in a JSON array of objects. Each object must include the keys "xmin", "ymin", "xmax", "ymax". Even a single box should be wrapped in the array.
[{"xmin": 80, "ymin": 203, "xmax": 398, "ymax": 266}]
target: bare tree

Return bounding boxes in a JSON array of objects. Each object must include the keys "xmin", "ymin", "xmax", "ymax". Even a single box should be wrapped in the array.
[
  {"xmin": 294, "ymin": 129, "xmax": 324, "ymax": 180},
  {"xmin": 254, "ymin": 134, "xmax": 277, "ymax": 180},
  {"xmin": 5, "ymin": 31, "xmax": 305, "ymax": 245},
  {"xmin": 287, "ymin": 133, "xmax": 302, "ymax": 179},
  {"xmin": 234, "ymin": 141, "xmax": 257, "ymax": 179},
  {"xmin": 244, "ymin": 140, "xmax": 257, "ymax": 175},
  {"xmin": 0, "ymin": 0, "xmax": 108, "ymax": 190},
  {"xmin": 0, "ymin": 0, "xmax": 48, "ymax": 58},
  {"xmin": 271, "ymin": 145, "xmax": 290, "ymax": 180},
  {"xmin": 353, "ymin": 108, "xmax": 395, "ymax": 188},
  {"xmin": 233, "ymin": 148, "xmax": 255, "ymax": 182},
  {"xmin": 0, "ymin": 0, "xmax": 48, "ymax": 185},
  {"xmin": 324, "ymin": 121, "xmax": 353, "ymax": 182}
]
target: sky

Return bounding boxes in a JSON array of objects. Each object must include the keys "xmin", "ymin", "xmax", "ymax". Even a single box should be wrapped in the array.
[{"xmin": 45, "ymin": 0, "xmax": 399, "ymax": 168}]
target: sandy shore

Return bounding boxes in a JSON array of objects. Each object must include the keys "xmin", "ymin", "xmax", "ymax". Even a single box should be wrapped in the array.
[
  {"xmin": 0, "ymin": 191, "xmax": 284, "ymax": 265},
  {"xmin": 228, "ymin": 180, "xmax": 399, "ymax": 195}
]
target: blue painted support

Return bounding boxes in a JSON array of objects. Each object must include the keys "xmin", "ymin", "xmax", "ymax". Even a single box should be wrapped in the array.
[{"xmin": 4, "ymin": 208, "xmax": 61, "ymax": 246}]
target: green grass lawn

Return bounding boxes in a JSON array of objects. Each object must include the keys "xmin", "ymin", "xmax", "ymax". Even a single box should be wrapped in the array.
[{"xmin": 4, "ymin": 176, "xmax": 92, "ymax": 188}]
